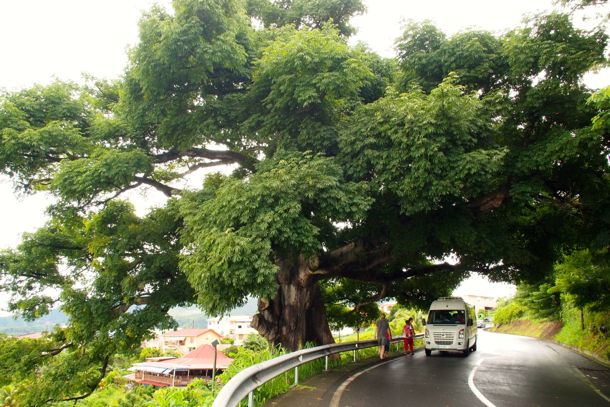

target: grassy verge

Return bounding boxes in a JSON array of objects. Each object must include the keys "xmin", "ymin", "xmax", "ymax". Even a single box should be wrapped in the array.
[
  {"xmin": 240, "ymin": 345, "xmax": 381, "ymax": 406},
  {"xmin": 493, "ymin": 316, "xmax": 609, "ymax": 364},
  {"xmin": 493, "ymin": 320, "xmax": 562, "ymax": 339}
]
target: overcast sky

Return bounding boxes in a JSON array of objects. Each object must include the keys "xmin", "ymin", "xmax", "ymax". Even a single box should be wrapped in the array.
[{"xmin": 2, "ymin": 0, "xmax": 608, "ymax": 313}]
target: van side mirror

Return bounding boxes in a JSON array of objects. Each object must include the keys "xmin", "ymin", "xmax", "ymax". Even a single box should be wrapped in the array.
[{"xmin": 421, "ymin": 318, "xmax": 426, "ymax": 326}]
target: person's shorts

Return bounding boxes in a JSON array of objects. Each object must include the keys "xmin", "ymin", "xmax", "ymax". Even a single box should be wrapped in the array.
[{"xmin": 378, "ymin": 337, "xmax": 389, "ymax": 346}]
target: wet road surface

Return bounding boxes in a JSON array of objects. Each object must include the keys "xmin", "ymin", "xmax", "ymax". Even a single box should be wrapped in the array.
[{"xmin": 335, "ymin": 331, "xmax": 609, "ymax": 407}]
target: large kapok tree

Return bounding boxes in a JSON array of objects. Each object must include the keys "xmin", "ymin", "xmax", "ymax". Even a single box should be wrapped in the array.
[{"xmin": 0, "ymin": 0, "xmax": 608, "ymax": 403}]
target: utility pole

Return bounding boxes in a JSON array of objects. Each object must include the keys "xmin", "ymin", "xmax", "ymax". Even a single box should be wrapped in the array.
[{"xmin": 211, "ymin": 339, "xmax": 219, "ymax": 395}]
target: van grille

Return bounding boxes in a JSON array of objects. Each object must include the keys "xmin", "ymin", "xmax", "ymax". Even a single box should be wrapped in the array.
[{"xmin": 433, "ymin": 332, "xmax": 454, "ymax": 345}]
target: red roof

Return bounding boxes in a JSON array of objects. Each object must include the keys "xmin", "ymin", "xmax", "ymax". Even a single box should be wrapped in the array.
[
  {"xmin": 163, "ymin": 328, "xmax": 222, "ymax": 338},
  {"xmin": 132, "ymin": 344, "xmax": 233, "ymax": 371}
]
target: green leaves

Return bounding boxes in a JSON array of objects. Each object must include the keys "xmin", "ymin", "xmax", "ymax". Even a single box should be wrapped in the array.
[
  {"xmin": 123, "ymin": 0, "xmax": 252, "ymax": 150},
  {"xmin": 0, "ymin": 1, "xmax": 608, "ymax": 402},
  {"xmin": 180, "ymin": 153, "xmax": 371, "ymax": 314},
  {"xmin": 554, "ymin": 249, "xmax": 610, "ymax": 311},
  {"xmin": 246, "ymin": 25, "xmax": 372, "ymax": 154},
  {"xmin": 52, "ymin": 149, "xmax": 152, "ymax": 203},
  {"xmin": 341, "ymin": 77, "xmax": 505, "ymax": 214},
  {"xmin": 0, "ymin": 82, "xmax": 94, "ymax": 190},
  {"xmin": 396, "ymin": 22, "xmax": 506, "ymax": 93},
  {"xmin": 248, "ymin": 0, "xmax": 365, "ymax": 36},
  {"xmin": 504, "ymin": 13, "xmax": 606, "ymax": 85}
]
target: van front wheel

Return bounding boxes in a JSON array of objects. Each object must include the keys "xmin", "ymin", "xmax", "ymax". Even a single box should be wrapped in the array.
[{"xmin": 462, "ymin": 342, "xmax": 470, "ymax": 356}]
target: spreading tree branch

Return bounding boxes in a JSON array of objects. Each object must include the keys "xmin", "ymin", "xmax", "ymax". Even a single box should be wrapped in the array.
[
  {"xmin": 133, "ymin": 176, "xmax": 180, "ymax": 197},
  {"xmin": 349, "ymin": 283, "xmax": 388, "ymax": 314},
  {"xmin": 45, "ymin": 354, "xmax": 111, "ymax": 404},
  {"xmin": 152, "ymin": 147, "xmax": 257, "ymax": 170}
]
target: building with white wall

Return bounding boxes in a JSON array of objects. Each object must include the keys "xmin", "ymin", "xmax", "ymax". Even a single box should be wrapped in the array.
[{"xmin": 207, "ymin": 315, "xmax": 258, "ymax": 345}]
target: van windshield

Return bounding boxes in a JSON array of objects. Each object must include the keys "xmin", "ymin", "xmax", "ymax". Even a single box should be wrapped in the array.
[{"xmin": 427, "ymin": 310, "xmax": 466, "ymax": 325}]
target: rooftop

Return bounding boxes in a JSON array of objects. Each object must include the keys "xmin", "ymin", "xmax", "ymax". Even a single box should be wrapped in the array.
[{"xmin": 163, "ymin": 328, "xmax": 222, "ymax": 338}]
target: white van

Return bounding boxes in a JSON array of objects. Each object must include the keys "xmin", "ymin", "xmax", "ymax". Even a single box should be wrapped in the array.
[{"xmin": 423, "ymin": 297, "xmax": 477, "ymax": 356}]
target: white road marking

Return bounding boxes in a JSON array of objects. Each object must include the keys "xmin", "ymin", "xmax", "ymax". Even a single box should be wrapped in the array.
[
  {"xmin": 570, "ymin": 366, "xmax": 610, "ymax": 403},
  {"xmin": 468, "ymin": 358, "xmax": 497, "ymax": 407},
  {"xmin": 329, "ymin": 357, "xmax": 398, "ymax": 407}
]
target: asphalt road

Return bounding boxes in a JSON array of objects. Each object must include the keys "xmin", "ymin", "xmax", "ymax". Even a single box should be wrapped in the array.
[{"xmin": 329, "ymin": 330, "xmax": 609, "ymax": 407}]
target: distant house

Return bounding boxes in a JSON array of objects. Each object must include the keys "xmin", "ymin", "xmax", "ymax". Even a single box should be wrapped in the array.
[
  {"xmin": 207, "ymin": 315, "xmax": 258, "ymax": 345},
  {"xmin": 127, "ymin": 344, "xmax": 233, "ymax": 387},
  {"xmin": 144, "ymin": 328, "xmax": 224, "ymax": 355},
  {"xmin": 17, "ymin": 332, "xmax": 44, "ymax": 339}
]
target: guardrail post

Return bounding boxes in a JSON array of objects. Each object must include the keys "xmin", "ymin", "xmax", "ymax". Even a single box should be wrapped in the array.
[{"xmin": 211, "ymin": 339, "xmax": 399, "ymax": 407}]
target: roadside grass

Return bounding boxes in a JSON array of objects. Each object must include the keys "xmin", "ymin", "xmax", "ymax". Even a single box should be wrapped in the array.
[
  {"xmin": 494, "ymin": 315, "xmax": 609, "ymax": 364},
  {"xmin": 235, "ymin": 344, "xmax": 382, "ymax": 406},
  {"xmin": 554, "ymin": 304, "xmax": 610, "ymax": 363},
  {"xmin": 63, "ymin": 324, "xmax": 424, "ymax": 406},
  {"xmin": 493, "ymin": 319, "xmax": 562, "ymax": 339}
]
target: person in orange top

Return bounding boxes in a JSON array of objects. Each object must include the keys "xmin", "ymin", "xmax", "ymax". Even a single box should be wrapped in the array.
[{"xmin": 403, "ymin": 317, "xmax": 415, "ymax": 355}]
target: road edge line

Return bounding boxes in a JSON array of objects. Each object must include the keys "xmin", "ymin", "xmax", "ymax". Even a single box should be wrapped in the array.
[
  {"xmin": 570, "ymin": 366, "xmax": 610, "ymax": 403},
  {"xmin": 329, "ymin": 357, "xmax": 398, "ymax": 407},
  {"xmin": 468, "ymin": 358, "xmax": 496, "ymax": 407}
]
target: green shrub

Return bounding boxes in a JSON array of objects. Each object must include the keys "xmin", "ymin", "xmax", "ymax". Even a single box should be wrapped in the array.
[
  {"xmin": 494, "ymin": 300, "xmax": 526, "ymax": 325},
  {"xmin": 242, "ymin": 334, "xmax": 269, "ymax": 352}
]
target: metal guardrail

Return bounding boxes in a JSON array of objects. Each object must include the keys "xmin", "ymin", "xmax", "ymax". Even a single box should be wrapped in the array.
[{"xmin": 212, "ymin": 334, "xmax": 424, "ymax": 407}]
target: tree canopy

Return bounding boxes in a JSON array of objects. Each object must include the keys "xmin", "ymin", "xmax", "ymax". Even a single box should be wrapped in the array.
[{"xmin": 0, "ymin": 0, "xmax": 608, "ymax": 403}]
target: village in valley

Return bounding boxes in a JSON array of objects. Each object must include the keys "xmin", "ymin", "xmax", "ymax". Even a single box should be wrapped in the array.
[
  {"xmin": 0, "ymin": 0, "xmax": 607, "ymax": 405},
  {"xmin": 127, "ymin": 315, "xmax": 257, "ymax": 387},
  {"xmin": 9, "ymin": 295, "xmax": 498, "ymax": 390}
]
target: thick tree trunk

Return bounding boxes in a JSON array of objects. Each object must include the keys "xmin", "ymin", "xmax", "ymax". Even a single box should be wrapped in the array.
[{"xmin": 251, "ymin": 256, "xmax": 334, "ymax": 350}]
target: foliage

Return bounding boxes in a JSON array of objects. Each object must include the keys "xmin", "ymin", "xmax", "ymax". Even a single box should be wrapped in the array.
[
  {"xmin": 139, "ymin": 347, "xmax": 181, "ymax": 361},
  {"xmin": 222, "ymin": 345, "xmax": 239, "ymax": 358},
  {"xmin": 494, "ymin": 281, "xmax": 561, "ymax": 323},
  {"xmin": 247, "ymin": 0, "xmax": 366, "ymax": 36},
  {"xmin": 493, "ymin": 245, "xmax": 610, "ymax": 361},
  {"xmin": 241, "ymin": 334, "xmax": 269, "ymax": 352},
  {"xmin": 554, "ymin": 296, "xmax": 610, "ymax": 361},
  {"xmin": 148, "ymin": 380, "xmax": 214, "ymax": 407},
  {"xmin": 0, "ymin": 0, "xmax": 608, "ymax": 403},
  {"xmin": 493, "ymin": 299, "xmax": 527, "ymax": 325},
  {"xmin": 557, "ymin": 0, "xmax": 608, "ymax": 10},
  {"xmin": 179, "ymin": 153, "xmax": 372, "ymax": 315},
  {"xmin": 515, "ymin": 283, "xmax": 561, "ymax": 320},
  {"xmin": 553, "ymin": 249, "xmax": 610, "ymax": 311},
  {"xmin": 495, "ymin": 293, "xmax": 609, "ymax": 362},
  {"xmin": 388, "ymin": 305, "xmax": 426, "ymax": 334}
]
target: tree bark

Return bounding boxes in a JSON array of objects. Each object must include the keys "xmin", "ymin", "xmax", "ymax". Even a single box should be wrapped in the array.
[{"xmin": 251, "ymin": 256, "xmax": 334, "ymax": 350}]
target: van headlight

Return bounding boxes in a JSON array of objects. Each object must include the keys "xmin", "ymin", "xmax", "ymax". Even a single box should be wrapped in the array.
[
  {"xmin": 425, "ymin": 329, "xmax": 429, "ymax": 338},
  {"xmin": 458, "ymin": 329, "xmax": 464, "ymax": 339}
]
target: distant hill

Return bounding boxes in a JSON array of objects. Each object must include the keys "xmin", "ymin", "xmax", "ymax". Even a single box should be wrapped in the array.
[
  {"xmin": 0, "ymin": 299, "xmax": 258, "ymax": 336},
  {"xmin": 0, "ymin": 309, "xmax": 68, "ymax": 336}
]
